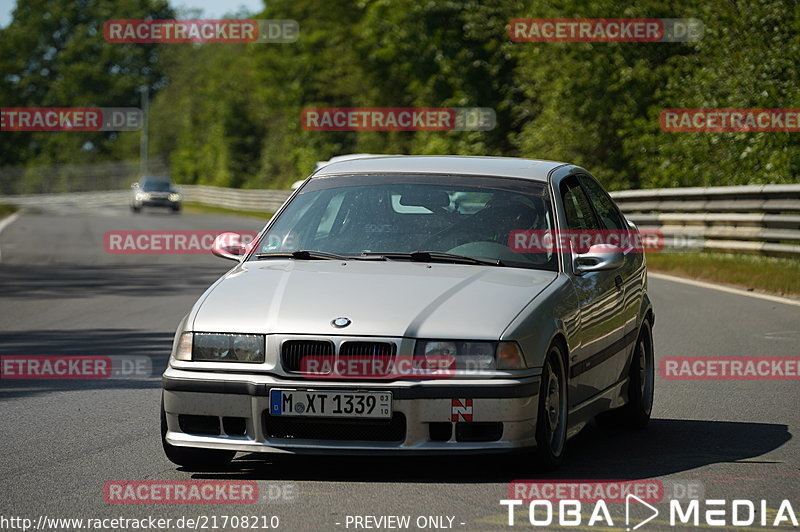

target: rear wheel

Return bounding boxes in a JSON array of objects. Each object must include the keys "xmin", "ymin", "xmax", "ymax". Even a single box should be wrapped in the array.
[
  {"xmin": 533, "ymin": 344, "xmax": 568, "ymax": 470},
  {"xmin": 161, "ymin": 396, "xmax": 235, "ymax": 469},
  {"xmin": 598, "ymin": 320, "xmax": 654, "ymax": 428}
]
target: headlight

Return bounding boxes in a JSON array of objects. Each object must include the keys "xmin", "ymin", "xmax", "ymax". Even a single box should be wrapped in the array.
[
  {"xmin": 191, "ymin": 333, "xmax": 265, "ymax": 363},
  {"xmin": 414, "ymin": 340, "xmax": 526, "ymax": 371},
  {"xmin": 168, "ymin": 193, "xmax": 180, "ymax": 201},
  {"xmin": 136, "ymin": 192, "xmax": 149, "ymax": 200}
]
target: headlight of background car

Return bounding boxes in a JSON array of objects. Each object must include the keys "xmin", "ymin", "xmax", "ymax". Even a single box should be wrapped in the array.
[
  {"xmin": 189, "ymin": 333, "xmax": 265, "ymax": 363},
  {"xmin": 414, "ymin": 340, "xmax": 525, "ymax": 371},
  {"xmin": 168, "ymin": 193, "xmax": 180, "ymax": 201}
]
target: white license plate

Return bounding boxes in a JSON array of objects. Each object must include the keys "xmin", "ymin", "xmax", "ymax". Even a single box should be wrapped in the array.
[{"xmin": 269, "ymin": 389, "xmax": 392, "ymax": 419}]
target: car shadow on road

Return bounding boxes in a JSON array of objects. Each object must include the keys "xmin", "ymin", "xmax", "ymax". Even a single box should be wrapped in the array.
[
  {"xmin": 0, "ymin": 263, "xmax": 226, "ymax": 299},
  {"xmin": 186, "ymin": 419, "xmax": 791, "ymax": 482},
  {"xmin": 0, "ymin": 329, "xmax": 170, "ymax": 400}
]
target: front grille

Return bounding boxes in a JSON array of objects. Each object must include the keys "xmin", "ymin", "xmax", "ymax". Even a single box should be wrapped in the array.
[
  {"xmin": 263, "ymin": 412, "xmax": 406, "ymax": 442},
  {"xmin": 281, "ymin": 340, "xmax": 398, "ymax": 377},
  {"xmin": 281, "ymin": 340, "xmax": 334, "ymax": 373},
  {"xmin": 339, "ymin": 341, "xmax": 396, "ymax": 358},
  {"xmin": 339, "ymin": 341, "xmax": 397, "ymax": 377}
]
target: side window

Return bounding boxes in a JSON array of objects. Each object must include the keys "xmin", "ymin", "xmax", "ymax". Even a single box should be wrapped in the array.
[
  {"xmin": 560, "ymin": 177, "xmax": 601, "ymax": 231},
  {"xmin": 578, "ymin": 175, "xmax": 627, "ymax": 231}
]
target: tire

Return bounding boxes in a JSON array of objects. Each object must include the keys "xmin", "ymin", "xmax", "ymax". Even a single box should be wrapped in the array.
[
  {"xmin": 171, "ymin": 205, "xmax": 181, "ymax": 213},
  {"xmin": 533, "ymin": 344, "xmax": 568, "ymax": 470},
  {"xmin": 161, "ymin": 396, "xmax": 235, "ymax": 469},
  {"xmin": 131, "ymin": 205, "xmax": 141, "ymax": 213},
  {"xmin": 598, "ymin": 320, "xmax": 654, "ymax": 428}
]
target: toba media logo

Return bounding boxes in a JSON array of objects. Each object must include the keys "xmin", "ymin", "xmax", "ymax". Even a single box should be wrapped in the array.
[{"xmin": 501, "ymin": 479, "xmax": 796, "ymax": 529}]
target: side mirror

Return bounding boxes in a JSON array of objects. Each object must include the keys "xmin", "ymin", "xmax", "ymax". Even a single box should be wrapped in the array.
[
  {"xmin": 574, "ymin": 244, "xmax": 625, "ymax": 275},
  {"xmin": 131, "ymin": 183, "xmax": 139, "ymax": 189},
  {"xmin": 212, "ymin": 232, "xmax": 247, "ymax": 261}
]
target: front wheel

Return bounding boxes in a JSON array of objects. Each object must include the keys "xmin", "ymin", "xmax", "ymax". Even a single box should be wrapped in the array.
[
  {"xmin": 533, "ymin": 344, "xmax": 568, "ymax": 470},
  {"xmin": 161, "ymin": 396, "xmax": 235, "ymax": 469}
]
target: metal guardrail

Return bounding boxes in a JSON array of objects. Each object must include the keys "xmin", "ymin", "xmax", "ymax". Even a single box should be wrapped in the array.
[
  {"xmin": 0, "ymin": 190, "xmax": 129, "ymax": 207},
  {"xmin": 610, "ymin": 184, "xmax": 800, "ymax": 256},
  {"xmin": 179, "ymin": 184, "xmax": 291, "ymax": 213}
]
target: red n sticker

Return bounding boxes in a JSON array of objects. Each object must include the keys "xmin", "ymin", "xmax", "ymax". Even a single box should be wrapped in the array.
[{"xmin": 451, "ymin": 399, "xmax": 473, "ymax": 421}]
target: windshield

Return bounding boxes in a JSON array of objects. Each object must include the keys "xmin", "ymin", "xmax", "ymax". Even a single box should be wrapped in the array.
[
  {"xmin": 251, "ymin": 174, "xmax": 556, "ymax": 271},
  {"xmin": 142, "ymin": 179, "xmax": 172, "ymax": 192}
]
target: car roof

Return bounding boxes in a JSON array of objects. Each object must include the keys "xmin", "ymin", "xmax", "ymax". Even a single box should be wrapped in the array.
[{"xmin": 313, "ymin": 155, "xmax": 568, "ymax": 182}]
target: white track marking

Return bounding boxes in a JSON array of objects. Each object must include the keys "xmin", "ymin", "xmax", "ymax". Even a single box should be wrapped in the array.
[
  {"xmin": 0, "ymin": 212, "xmax": 21, "ymax": 264},
  {"xmin": 650, "ymin": 271, "xmax": 800, "ymax": 307}
]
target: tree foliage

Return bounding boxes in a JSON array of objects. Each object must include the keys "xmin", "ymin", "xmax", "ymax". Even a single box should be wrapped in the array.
[{"xmin": 3, "ymin": 0, "xmax": 798, "ymax": 190}]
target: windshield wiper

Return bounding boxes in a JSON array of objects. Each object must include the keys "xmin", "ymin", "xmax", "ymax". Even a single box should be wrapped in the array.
[
  {"xmin": 255, "ymin": 250, "xmax": 388, "ymax": 261},
  {"xmin": 362, "ymin": 251, "xmax": 503, "ymax": 266},
  {"xmin": 256, "ymin": 250, "xmax": 350, "ymax": 261}
]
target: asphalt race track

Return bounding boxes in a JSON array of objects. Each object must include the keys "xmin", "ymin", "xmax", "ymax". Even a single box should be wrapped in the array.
[{"xmin": 1, "ymin": 206, "xmax": 798, "ymax": 532}]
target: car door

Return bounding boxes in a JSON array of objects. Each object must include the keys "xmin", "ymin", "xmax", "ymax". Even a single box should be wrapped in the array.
[
  {"xmin": 578, "ymin": 173, "xmax": 645, "ymax": 386},
  {"xmin": 560, "ymin": 176, "xmax": 626, "ymax": 405}
]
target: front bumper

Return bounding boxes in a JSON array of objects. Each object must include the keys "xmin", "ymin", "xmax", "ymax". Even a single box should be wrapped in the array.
[
  {"xmin": 141, "ymin": 198, "xmax": 180, "ymax": 207},
  {"xmin": 162, "ymin": 367, "xmax": 540, "ymax": 454}
]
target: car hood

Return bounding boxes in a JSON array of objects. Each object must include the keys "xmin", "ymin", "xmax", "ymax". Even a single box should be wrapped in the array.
[{"xmin": 191, "ymin": 260, "xmax": 556, "ymax": 339}]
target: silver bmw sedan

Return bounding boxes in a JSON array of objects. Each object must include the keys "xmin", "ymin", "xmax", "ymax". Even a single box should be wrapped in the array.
[{"xmin": 161, "ymin": 156, "xmax": 655, "ymax": 470}]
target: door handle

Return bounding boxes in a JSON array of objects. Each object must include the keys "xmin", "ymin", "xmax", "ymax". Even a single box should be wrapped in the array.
[{"xmin": 615, "ymin": 275, "xmax": 623, "ymax": 291}]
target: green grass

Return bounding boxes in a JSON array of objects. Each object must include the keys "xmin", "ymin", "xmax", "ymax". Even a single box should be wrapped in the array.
[
  {"xmin": 647, "ymin": 251, "xmax": 800, "ymax": 297},
  {"xmin": 0, "ymin": 204, "xmax": 19, "ymax": 218},
  {"xmin": 182, "ymin": 202, "xmax": 273, "ymax": 220}
]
